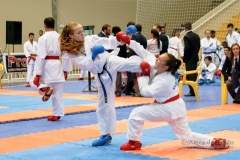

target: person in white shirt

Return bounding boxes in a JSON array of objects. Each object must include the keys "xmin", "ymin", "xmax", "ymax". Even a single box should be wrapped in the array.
[
  {"xmin": 120, "ymin": 53, "xmax": 229, "ymax": 151},
  {"xmin": 226, "ymin": 23, "xmax": 240, "ymax": 47},
  {"xmin": 198, "ymin": 56, "xmax": 217, "ymax": 85},
  {"xmin": 32, "ymin": 17, "xmax": 69, "ymax": 121},
  {"xmin": 200, "ymin": 30, "xmax": 217, "ymax": 64},
  {"xmin": 23, "ymin": 33, "xmax": 38, "ymax": 87},
  {"xmin": 146, "ymin": 29, "xmax": 162, "ymax": 56},
  {"xmin": 168, "ymin": 32, "xmax": 184, "ymax": 59}
]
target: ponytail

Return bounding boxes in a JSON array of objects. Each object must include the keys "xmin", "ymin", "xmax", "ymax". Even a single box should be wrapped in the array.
[
  {"xmin": 165, "ymin": 53, "xmax": 182, "ymax": 75},
  {"xmin": 151, "ymin": 29, "xmax": 160, "ymax": 49}
]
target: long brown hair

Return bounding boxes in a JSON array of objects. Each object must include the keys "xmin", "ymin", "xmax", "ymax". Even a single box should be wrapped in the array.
[
  {"xmin": 229, "ymin": 43, "xmax": 240, "ymax": 63},
  {"xmin": 59, "ymin": 22, "xmax": 84, "ymax": 54}
]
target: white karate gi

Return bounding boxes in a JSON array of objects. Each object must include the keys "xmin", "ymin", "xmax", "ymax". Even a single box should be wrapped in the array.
[
  {"xmin": 64, "ymin": 35, "xmax": 155, "ymax": 135},
  {"xmin": 126, "ymin": 69, "xmax": 214, "ymax": 148},
  {"xmin": 167, "ymin": 36, "xmax": 184, "ymax": 59},
  {"xmin": 33, "ymin": 31, "xmax": 66, "ymax": 116},
  {"xmin": 199, "ymin": 63, "xmax": 217, "ymax": 81},
  {"xmin": 146, "ymin": 39, "xmax": 162, "ymax": 55},
  {"xmin": 200, "ymin": 38, "xmax": 217, "ymax": 64},
  {"xmin": 226, "ymin": 31, "xmax": 240, "ymax": 47},
  {"xmin": 23, "ymin": 40, "xmax": 38, "ymax": 82}
]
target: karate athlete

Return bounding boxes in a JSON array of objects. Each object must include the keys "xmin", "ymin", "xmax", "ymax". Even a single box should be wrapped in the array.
[
  {"xmin": 198, "ymin": 56, "xmax": 217, "ymax": 85},
  {"xmin": 226, "ymin": 23, "xmax": 240, "ymax": 47},
  {"xmin": 60, "ymin": 23, "xmax": 155, "ymax": 147},
  {"xmin": 146, "ymin": 29, "xmax": 162, "ymax": 56},
  {"xmin": 200, "ymin": 30, "xmax": 217, "ymax": 64},
  {"xmin": 119, "ymin": 52, "xmax": 229, "ymax": 151},
  {"xmin": 167, "ymin": 32, "xmax": 184, "ymax": 59},
  {"xmin": 23, "ymin": 32, "xmax": 38, "ymax": 87},
  {"xmin": 32, "ymin": 17, "xmax": 69, "ymax": 121}
]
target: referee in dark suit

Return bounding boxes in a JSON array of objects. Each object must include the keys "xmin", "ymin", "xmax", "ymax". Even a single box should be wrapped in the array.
[
  {"xmin": 183, "ymin": 22, "xmax": 201, "ymax": 96},
  {"xmin": 98, "ymin": 24, "xmax": 111, "ymax": 37}
]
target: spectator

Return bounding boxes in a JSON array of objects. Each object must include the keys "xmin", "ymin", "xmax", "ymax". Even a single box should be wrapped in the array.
[
  {"xmin": 98, "ymin": 24, "xmax": 111, "ymax": 38},
  {"xmin": 23, "ymin": 32, "xmax": 38, "ymax": 87},
  {"xmin": 198, "ymin": 56, "xmax": 217, "ymax": 85},
  {"xmin": 222, "ymin": 43, "xmax": 240, "ymax": 103},
  {"xmin": 152, "ymin": 24, "xmax": 169, "ymax": 54},
  {"xmin": 147, "ymin": 29, "xmax": 162, "ymax": 56},
  {"xmin": 226, "ymin": 23, "xmax": 240, "ymax": 47},
  {"xmin": 112, "ymin": 26, "xmax": 127, "ymax": 97}
]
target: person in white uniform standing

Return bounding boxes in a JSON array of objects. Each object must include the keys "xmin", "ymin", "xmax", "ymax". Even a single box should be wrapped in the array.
[
  {"xmin": 32, "ymin": 17, "xmax": 68, "ymax": 121},
  {"xmin": 120, "ymin": 53, "xmax": 229, "ymax": 151},
  {"xmin": 226, "ymin": 23, "xmax": 240, "ymax": 47},
  {"xmin": 168, "ymin": 31, "xmax": 184, "ymax": 59},
  {"xmin": 200, "ymin": 30, "xmax": 217, "ymax": 64},
  {"xmin": 23, "ymin": 32, "xmax": 38, "ymax": 87}
]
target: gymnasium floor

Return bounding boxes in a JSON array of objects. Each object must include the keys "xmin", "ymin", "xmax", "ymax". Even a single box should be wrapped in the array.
[{"xmin": 0, "ymin": 79, "xmax": 239, "ymax": 160}]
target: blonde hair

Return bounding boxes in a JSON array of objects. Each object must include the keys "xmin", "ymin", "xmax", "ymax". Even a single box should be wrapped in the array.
[{"xmin": 59, "ymin": 22, "xmax": 84, "ymax": 54}]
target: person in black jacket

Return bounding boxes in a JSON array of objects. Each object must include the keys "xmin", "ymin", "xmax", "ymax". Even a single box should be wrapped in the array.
[
  {"xmin": 112, "ymin": 26, "xmax": 127, "ymax": 97},
  {"xmin": 124, "ymin": 22, "xmax": 136, "ymax": 96},
  {"xmin": 98, "ymin": 24, "xmax": 111, "ymax": 37},
  {"xmin": 182, "ymin": 22, "xmax": 201, "ymax": 96},
  {"xmin": 152, "ymin": 24, "xmax": 169, "ymax": 54},
  {"xmin": 222, "ymin": 43, "xmax": 240, "ymax": 103},
  {"xmin": 126, "ymin": 24, "xmax": 147, "ymax": 97}
]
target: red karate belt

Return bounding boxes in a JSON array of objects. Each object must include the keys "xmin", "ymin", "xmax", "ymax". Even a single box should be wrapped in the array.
[
  {"xmin": 30, "ymin": 54, "xmax": 37, "ymax": 61},
  {"xmin": 154, "ymin": 94, "xmax": 180, "ymax": 104},
  {"xmin": 28, "ymin": 54, "xmax": 37, "ymax": 64},
  {"xmin": 45, "ymin": 56, "xmax": 60, "ymax": 60},
  {"xmin": 170, "ymin": 47, "xmax": 178, "ymax": 51}
]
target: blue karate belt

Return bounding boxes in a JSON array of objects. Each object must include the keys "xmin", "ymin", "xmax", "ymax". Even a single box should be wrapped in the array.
[
  {"xmin": 203, "ymin": 51, "xmax": 216, "ymax": 54},
  {"xmin": 97, "ymin": 64, "xmax": 112, "ymax": 103}
]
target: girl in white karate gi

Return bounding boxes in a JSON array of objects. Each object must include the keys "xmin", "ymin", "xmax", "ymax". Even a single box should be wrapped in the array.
[
  {"xmin": 119, "ymin": 51, "xmax": 229, "ymax": 151},
  {"xmin": 198, "ymin": 56, "xmax": 217, "ymax": 85},
  {"xmin": 146, "ymin": 29, "xmax": 162, "ymax": 56},
  {"xmin": 167, "ymin": 32, "xmax": 184, "ymax": 59},
  {"xmin": 59, "ymin": 23, "xmax": 155, "ymax": 146}
]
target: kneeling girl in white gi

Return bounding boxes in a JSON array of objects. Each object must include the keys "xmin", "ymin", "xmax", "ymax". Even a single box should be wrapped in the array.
[{"xmin": 120, "ymin": 53, "xmax": 229, "ymax": 151}]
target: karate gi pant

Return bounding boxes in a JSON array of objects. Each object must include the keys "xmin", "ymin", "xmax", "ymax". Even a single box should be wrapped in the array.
[
  {"xmin": 38, "ymin": 82, "xmax": 64, "ymax": 116},
  {"xmin": 96, "ymin": 53, "xmax": 143, "ymax": 135},
  {"xmin": 126, "ymin": 99, "xmax": 214, "ymax": 148},
  {"xmin": 26, "ymin": 62, "xmax": 35, "ymax": 82}
]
